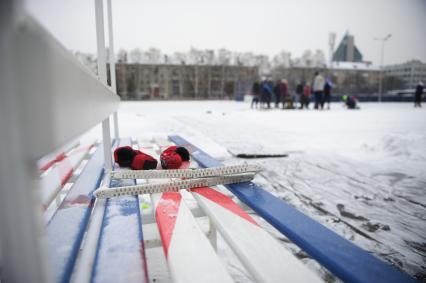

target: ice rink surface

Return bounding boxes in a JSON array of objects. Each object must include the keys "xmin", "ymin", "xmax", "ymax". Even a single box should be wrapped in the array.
[{"xmin": 117, "ymin": 101, "xmax": 426, "ymax": 281}]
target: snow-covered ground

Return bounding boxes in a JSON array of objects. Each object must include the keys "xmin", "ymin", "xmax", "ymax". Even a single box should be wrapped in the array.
[{"xmin": 117, "ymin": 101, "xmax": 425, "ymax": 281}]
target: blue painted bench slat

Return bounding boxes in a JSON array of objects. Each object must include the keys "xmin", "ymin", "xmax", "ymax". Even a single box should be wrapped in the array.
[
  {"xmin": 47, "ymin": 144, "xmax": 106, "ymax": 283},
  {"xmin": 169, "ymin": 135, "xmax": 416, "ymax": 283},
  {"xmin": 91, "ymin": 138, "xmax": 148, "ymax": 283}
]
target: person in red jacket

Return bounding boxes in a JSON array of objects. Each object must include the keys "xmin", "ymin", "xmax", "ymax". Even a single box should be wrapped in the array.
[
  {"xmin": 300, "ymin": 83, "xmax": 311, "ymax": 109},
  {"xmin": 280, "ymin": 79, "xmax": 289, "ymax": 109}
]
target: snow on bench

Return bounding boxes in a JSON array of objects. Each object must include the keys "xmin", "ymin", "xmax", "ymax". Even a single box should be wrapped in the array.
[
  {"xmin": 169, "ymin": 135, "xmax": 416, "ymax": 283},
  {"xmin": 39, "ymin": 142, "xmax": 80, "ymax": 172},
  {"xmin": 90, "ymin": 138, "xmax": 148, "ymax": 283},
  {"xmin": 40, "ymin": 142, "xmax": 95, "ymax": 210},
  {"xmin": 47, "ymin": 143, "xmax": 106, "ymax": 283},
  {"xmin": 156, "ymin": 192, "xmax": 234, "ymax": 283},
  {"xmin": 191, "ymin": 187, "xmax": 321, "ymax": 283}
]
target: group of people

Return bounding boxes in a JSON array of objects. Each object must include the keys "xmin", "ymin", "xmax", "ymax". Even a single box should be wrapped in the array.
[
  {"xmin": 251, "ymin": 71, "xmax": 346, "ymax": 110},
  {"xmin": 251, "ymin": 73, "xmax": 424, "ymax": 110},
  {"xmin": 251, "ymin": 79, "xmax": 292, "ymax": 109}
]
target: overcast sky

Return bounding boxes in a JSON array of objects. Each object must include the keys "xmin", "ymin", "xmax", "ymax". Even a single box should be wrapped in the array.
[{"xmin": 26, "ymin": 0, "xmax": 426, "ymax": 66}]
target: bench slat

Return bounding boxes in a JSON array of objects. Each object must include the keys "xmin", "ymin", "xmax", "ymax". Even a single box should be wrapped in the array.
[
  {"xmin": 142, "ymin": 137, "xmax": 233, "ymax": 283},
  {"xmin": 192, "ymin": 187, "xmax": 322, "ymax": 283},
  {"xmin": 41, "ymin": 143, "xmax": 94, "ymax": 208},
  {"xmin": 169, "ymin": 135, "xmax": 416, "ymax": 283},
  {"xmin": 47, "ymin": 144, "xmax": 105, "ymax": 283},
  {"xmin": 155, "ymin": 192, "xmax": 234, "ymax": 283},
  {"xmin": 91, "ymin": 139, "xmax": 148, "ymax": 283}
]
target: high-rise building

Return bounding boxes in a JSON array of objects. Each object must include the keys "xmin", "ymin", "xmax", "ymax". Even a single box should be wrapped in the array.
[
  {"xmin": 332, "ymin": 32, "xmax": 363, "ymax": 63},
  {"xmin": 384, "ymin": 60, "xmax": 426, "ymax": 89}
]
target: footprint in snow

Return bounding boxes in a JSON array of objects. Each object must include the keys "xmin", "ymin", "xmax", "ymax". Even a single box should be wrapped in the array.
[{"xmin": 336, "ymin": 203, "xmax": 368, "ymax": 221}]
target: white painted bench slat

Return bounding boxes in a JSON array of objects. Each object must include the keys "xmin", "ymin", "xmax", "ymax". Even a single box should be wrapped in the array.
[
  {"xmin": 91, "ymin": 139, "xmax": 148, "ymax": 283},
  {"xmin": 40, "ymin": 143, "xmax": 95, "ymax": 208},
  {"xmin": 192, "ymin": 187, "xmax": 322, "ymax": 283},
  {"xmin": 155, "ymin": 192, "xmax": 234, "ymax": 283}
]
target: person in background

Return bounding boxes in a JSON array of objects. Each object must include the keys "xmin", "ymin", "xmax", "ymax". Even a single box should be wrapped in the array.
[
  {"xmin": 323, "ymin": 78, "xmax": 332, "ymax": 110},
  {"xmin": 342, "ymin": 95, "xmax": 358, "ymax": 109},
  {"xmin": 296, "ymin": 81, "xmax": 304, "ymax": 109},
  {"xmin": 414, "ymin": 81, "xmax": 424, "ymax": 107},
  {"xmin": 301, "ymin": 83, "xmax": 311, "ymax": 109},
  {"xmin": 260, "ymin": 79, "xmax": 267, "ymax": 108},
  {"xmin": 261, "ymin": 79, "xmax": 273, "ymax": 109},
  {"xmin": 273, "ymin": 80, "xmax": 282, "ymax": 108},
  {"xmin": 313, "ymin": 71, "xmax": 325, "ymax": 110},
  {"xmin": 251, "ymin": 81, "xmax": 261, "ymax": 109},
  {"xmin": 281, "ymin": 79, "xmax": 291, "ymax": 109}
]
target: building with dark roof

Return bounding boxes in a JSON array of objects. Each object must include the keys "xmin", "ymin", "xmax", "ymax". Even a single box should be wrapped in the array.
[{"xmin": 333, "ymin": 33, "xmax": 363, "ymax": 63}]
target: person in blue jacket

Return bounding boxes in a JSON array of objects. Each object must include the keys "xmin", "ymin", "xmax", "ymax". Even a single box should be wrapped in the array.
[
  {"xmin": 323, "ymin": 79, "xmax": 333, "ymax": 109},
  {"xmin": 261, "ymin": 79, "xmax": 273, "ymax": 109}
]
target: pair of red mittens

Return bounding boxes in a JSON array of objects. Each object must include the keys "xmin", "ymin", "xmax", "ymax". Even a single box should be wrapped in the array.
[
  {"xmin": 114, "ymin": 145, "xmax": 191, "ymax": 170},
  {"xmin": 114, "ymin": 146, "xmax": 157, "ymax": 170},
  {"xmin": 160, "ymin": 146, "xmax": 190, "ymax": 169}
]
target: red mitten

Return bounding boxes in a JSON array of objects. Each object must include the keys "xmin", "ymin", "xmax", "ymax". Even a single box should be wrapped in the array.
[
  {"xmin": 174, "ymin": 146, "xmax": 190, "ymax": 161},
  {"xmin": 131, "ymin": 151, "xmax": 158, "ymax": 170},
  {"xmin": 160, "ymin": 147, "xmax": 184, "ymax": 169},
  {"xmin": 114, "ymin": 146, "xmax": 137, "ymax": 167}
]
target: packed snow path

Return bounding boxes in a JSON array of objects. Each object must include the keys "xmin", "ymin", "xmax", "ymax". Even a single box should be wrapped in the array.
[{"xmin": 118, "ymin": 101, "xmax": 426, "ymax": 281}]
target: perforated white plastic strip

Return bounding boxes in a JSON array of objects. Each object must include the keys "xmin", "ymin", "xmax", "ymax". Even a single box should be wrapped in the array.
[
  {"xmin": 93, "ymin": 173, "xmax": 255, "ymax": 198},
  {"xmin": 109, "ymin": 164, "xmax": 262, "ymax": 180}
]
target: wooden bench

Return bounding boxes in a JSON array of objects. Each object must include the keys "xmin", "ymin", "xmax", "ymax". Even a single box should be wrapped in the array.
[{"xmin": 0, "ymin": 4, "xmax": 417, "ymax": 283}]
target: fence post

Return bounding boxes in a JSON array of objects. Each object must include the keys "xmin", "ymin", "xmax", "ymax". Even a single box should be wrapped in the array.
[
  {"xmin": 95, "ymin": 0, "xmax": 113, "ymax": 172},
  {"xmin": 106, "ymin": 0, "xmax": 120, "ymax": 140}
]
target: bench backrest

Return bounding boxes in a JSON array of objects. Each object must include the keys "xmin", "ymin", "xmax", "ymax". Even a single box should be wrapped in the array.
[
  {"xmin": 16, "ymin": 16, "xmax": 119, "ymax": 160},
  {"xmin": 0, "ymin": 3, "xmax": 119, "ymax": 282}
]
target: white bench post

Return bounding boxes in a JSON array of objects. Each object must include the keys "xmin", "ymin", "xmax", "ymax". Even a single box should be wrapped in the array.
[
  {"xmin": 113, "ymin": 112, "xmax": 120, "ymax": 140},
  {"xmin": 95, "ymin": 0, "xmax": 113, "ymax": 172},
  {"xmin": 0, "ymin": 3, "xmax": 51, "ymax": 282},
  {"xmin": 106, "ymin": 0, "xmax": 120, "ymax": 140}
]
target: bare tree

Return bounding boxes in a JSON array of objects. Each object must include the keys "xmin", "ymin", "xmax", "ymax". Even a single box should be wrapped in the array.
[
  {"xmin": 216, "ymin": 48, "xmax": 232, "ymax": 65},
  {"xmin": 188, "ymin": 47, "xmax": 204, "ymax": 64},
  {"xmin": 254, "ymin": 54, "xmax": 270, "ymax": 77},
  {"xmin": 238, "ymin": 52, "xmax": 257, "ymax": 66},
  {"xmin": 144, "ymin": 48, "xmax": 162, "ymax": 64},
  {"xmin": 313, "ymin": 49, "xmax": 326, "ymax": 68},
  {"xmin": 129, "ymin": 48, "xmax": 142, "ymax": 63},
  {"xmin": 272, "ymin": 51, "xmax": 292, "ymax": 68},
  {"xmin": 116, "ymin": 48, "xmax": 127, "ymax": 63},
  {"xmin": 172, "ymin": 52, "xmax": 187, "ymax": 65}
]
